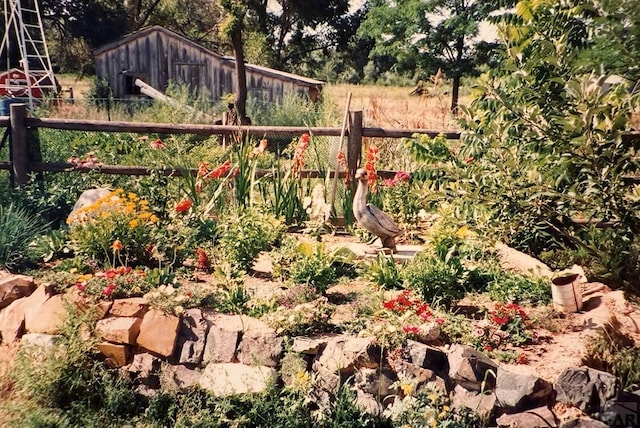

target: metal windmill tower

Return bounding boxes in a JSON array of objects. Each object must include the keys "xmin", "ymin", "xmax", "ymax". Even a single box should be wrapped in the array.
[{"xmin": 0, "ymin": 0, "xmax": 57, "ymax": 112}]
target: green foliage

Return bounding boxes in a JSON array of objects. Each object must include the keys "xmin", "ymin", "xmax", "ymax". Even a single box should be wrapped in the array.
[
  {"xmin": 360, "ymin": 252, "xmax": 404, "ymax": 289},
  {"xmin": 272, "ymin": 238, "xmax": 356, "ymax": 294},
  {"xmin": 486, "ymin": 270, "xmax": 552, "ymax": 305},
  {"xmin": 216, "ymin": 209, "xmax": 283, "ymax": 272},
  {"xmin": 401, "ymin": 251, "xmax": 465, "ymax": 308},
  {"xmin": 86, "ymin": 77, "xmax": 113, "ymax": 110},
  {"xmin": 405, "ymin": 0, "xmax": 640, "ymax": 292},
  {"xmin": 0, "ymin": 204, "xmax": 49, "ymax": 272},
  {"xmin": 7, "ymin": 304, "xmax": 143, "ymax": 425}
]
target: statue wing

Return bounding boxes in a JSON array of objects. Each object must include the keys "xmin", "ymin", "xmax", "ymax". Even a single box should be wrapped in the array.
[{"xmin": 366, "ymin": 204, "xmax": 401, "ymax": 236}]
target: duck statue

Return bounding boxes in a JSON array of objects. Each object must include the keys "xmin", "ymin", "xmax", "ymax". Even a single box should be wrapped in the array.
[{"xmin": 353, "ymin": 168, "xmax": 402, "ymax": 253}]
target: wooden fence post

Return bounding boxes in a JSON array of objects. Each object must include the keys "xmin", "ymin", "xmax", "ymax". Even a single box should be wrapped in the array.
[
  {"xmin": 347, "ymin": 110, "xmax": 363, "ymax": 192},
  {"xmin": 10, "ymin": 103, "xmax": 29, "ymax": 187}
]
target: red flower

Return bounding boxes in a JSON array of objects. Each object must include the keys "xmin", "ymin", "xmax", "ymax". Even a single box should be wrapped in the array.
[
  {"xmin": 76, "ymin": 283, "xmax": 86, "ymax": 292},
  {"xmin": 195, "ymin": 247, "xmax": 211, "ymax": 270},
  {"xmin": 403, "ymin": 325, "xmax": 420, "ymax": 334},
  {"xmin": 490, "ymin": 311, "xmax": 510, "ymax": 325},
  {"xmin": 364, "ymin": 145, "xmax": 379, "ymax": 191},
  {"xmin": 102, "ymin": 283, "xmax": 116, "ymax": 296},
  {"xmin": 197, "ymin": 162, "xmax": 211, "ymax": 178},
  {"xmin": 435, "ymin": 317, "xmax": 445, "ymax": 325},
  {"xmin": 175, "ymin": 199, "xmax": 192, "ymax": 213},
  {"xmin": 292, "ymin": 134, "xmax": 310, "ymax": 177},
  {"xmin": 208, "ymin": 160, "xmax": 232, "ymax": 179},
  {"xmin": 483, "ymin": 345, "xmax": 493, "ymax": 352},
  {"xmin": 516, "ymin": 353, "xmax": 528, "ymax": 365},
  {"xmin": 150, "ymin": 138, "xmax": 166, "ymax": 149},
  {"xmin": 464, "ymin": 157, "xmax": 474, "ymax": 164}
]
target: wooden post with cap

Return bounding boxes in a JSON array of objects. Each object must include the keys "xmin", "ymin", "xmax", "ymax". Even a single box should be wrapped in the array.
[{"xmin": 10, "ymin": 103, "xmax": 29, "ymax": 187}]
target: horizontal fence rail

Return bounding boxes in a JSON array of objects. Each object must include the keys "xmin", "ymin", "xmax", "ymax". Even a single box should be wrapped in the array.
[{"xmin": 1, "ymin": 103, "xmax": 640, "ymax": 191}]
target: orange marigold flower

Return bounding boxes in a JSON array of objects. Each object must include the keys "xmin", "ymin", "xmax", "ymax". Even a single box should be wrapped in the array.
[
  {"xmin": 111, "ymin": 239, "xmax": 124, "ymax": 252},
  {"xmin": 175, "ymin": 199, "xmax": 192, "ymax": 213}
]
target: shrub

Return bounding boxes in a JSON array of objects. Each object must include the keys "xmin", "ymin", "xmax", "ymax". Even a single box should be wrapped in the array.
[
  {"xmin": 0, "ymin": 203, "xmax": 49, "ymax": 271},
  {"xmin": 486, "ymin": 271, "xmax": 552, "ymax": 305},
  {"xmin": 359, "ymin": 252, "xmax": 404, "ymax": 289},
  {"xmin": 401, "ymin": 252, "xmax": 465, "ymax": 308},
  {"xmin": 216, "ymin": 209, "xmax": 283, "ymax": 272}
]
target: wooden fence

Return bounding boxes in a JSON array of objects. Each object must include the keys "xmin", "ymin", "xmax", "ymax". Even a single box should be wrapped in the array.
[
  {"xmin": 0, "ymin": 103, "xmax": 461, "ymax": 187},
  {"xmin": 2, "ymin": 103, "xmax": 640, "ymax": 190}
]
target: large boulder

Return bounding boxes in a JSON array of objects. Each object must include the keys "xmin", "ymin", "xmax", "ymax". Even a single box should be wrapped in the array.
[
  {"xmin": 0, "ymin": 274, "xmax": 35, "ymax": 309},
  {"xmin": 136, "ymin": 309, "xmax": 180, "ymax": 357},
  {"xmin": 494, "ymin": 367, "xmax": 553, "ymax": 412},
  {"xmin": 448, "ymin": 344, "xmax": 498, "ymax": 392},
  {"xmin": 554, "ymin": 366, "xmax": 619, "ymax": 414}
]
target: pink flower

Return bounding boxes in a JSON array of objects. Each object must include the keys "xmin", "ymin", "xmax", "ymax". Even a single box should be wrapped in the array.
[
  {"xmin": 76, "ymin": 283, "xmax": 86, "ymax": 292},
  {"xmin": 382, "ymin": 178, "xmax": 397, "ymax": 187},
  {"xmin": 394, "ymin": 171, "xmax": 411, "ymax": 182},
  {"xmin": 102, "ymin": 283, "xmax": 116, "ymax": 296}
]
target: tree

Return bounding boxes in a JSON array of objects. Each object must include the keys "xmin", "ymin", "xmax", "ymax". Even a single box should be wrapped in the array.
[
  {"xmin": 220, "ymin": 0, "xmax": 251, "ymax": 125},
  {"xmin": 413, "ymin": 0, "xmax": 640, "ymax": 290},
  {"xmin": 359, "ymin": 0, "xmax": 515, "ymax": 111}
]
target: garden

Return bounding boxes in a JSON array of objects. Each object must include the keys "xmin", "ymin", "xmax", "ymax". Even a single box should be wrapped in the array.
[{"xmin": 1, "ymin": 5, "xmax": 640, "ymax": 427}]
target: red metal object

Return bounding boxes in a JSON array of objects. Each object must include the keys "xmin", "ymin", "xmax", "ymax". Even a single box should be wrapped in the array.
[{"xmin": 0, "ymin": 68, "xmax": 48, "ymax": 98}]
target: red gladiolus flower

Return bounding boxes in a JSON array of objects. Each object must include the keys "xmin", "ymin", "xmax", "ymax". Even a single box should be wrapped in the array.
[
  {"xmin": 175, "ymin": 199, "xmax": 192, "ymax": 213},
  {"xmin": 364, "ymin": 145, "xmax": 379, "ymax": 191},
  {"xmin": 197, "ymin": 162, "xmax": 211, "ymax": 178},
  {"xmin": 292, "ymin": 134, "xmax": 310, "ymax": 177}
]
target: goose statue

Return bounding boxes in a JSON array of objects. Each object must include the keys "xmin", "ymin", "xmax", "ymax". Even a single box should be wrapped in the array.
[{"xmin": 353, "ymin": 168, "xmax": 402, "ymax": 253}]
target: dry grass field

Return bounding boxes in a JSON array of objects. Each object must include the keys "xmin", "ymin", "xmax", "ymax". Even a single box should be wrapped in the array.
[
  {"xmin": 324, "ymin": 83, "xmax": 467, "ymax": 131},
  {"xmin": 54, "ymin": 74, "xmax": 467, "ymax": 130}
]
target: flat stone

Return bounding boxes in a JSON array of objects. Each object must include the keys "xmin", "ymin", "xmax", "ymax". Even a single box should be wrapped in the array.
[
  {"xmin": 175, "ymin": 308, "xmax": 209, "ymax": 365},
  {"xmin": 291, "ymin": 335, "xmax": 334, "ymax": 355},
  {"xmin": 20, "ymin": 333, "xmax": 62, "ymax": 348},
  {"xmin": 237, "ymin": 326, "xmax": 283, "ymax": 367},
  {"xmin": 451, "ymin": 384, "xmax": 496, "ymax": 422},
  {"xmin": 136, "ymin": 309, "xmax": 180, "ymax": 357},
  {"xmin": 406, "ymin": 340, "xmax": 449, "ymax": 376},
  {"xmin": 495, "ymin": 242, "xmax": 553, "ymax": 278},
  {"xmin": 96, "ymin": 341, "xmax": 131, "ymax": 367},
  {"xmin": 27, "ymin": 294, "xmax": 67, "ymax": 334},
  {"xmin": 161, "ymin": 363, "xmax": 202, "ymax": 391},
  {"xmin": 314, "ymin": 335, "xmax": 380, "ymax": 375},
  {"xmin": 198, "ymin": 363, "xmax": 277, "ymax": 396},
  {"xmin": 0, "ymin": 284, "xmax": 53, "ymax": 343},
  {"xmin": 127, "ymin": 352, "xmax": 161, "ymax": 388},
  {"xmin": 22, "ymin": 284, "xmax": 55, "ymax": 332},
  {"xmin": 0, "ymin": 274, "xmax": 35, "ymax": 309},
  {"xmin": 96, "ymin": 316, "xmax": 141, "ymax": 344},
  {"xmin": 554, "ymin": 366, "xmax": 619, "ymax": 414},
  {"xmin": 109, "ymin": 297, "xmax": 148, "ymax": 317}
]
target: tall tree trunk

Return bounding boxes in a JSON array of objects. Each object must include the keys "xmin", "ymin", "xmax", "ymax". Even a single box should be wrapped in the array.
[
  {"xmin": 450, "ymin": 35, "xmax": 465, "ymax": 112},
  {"xmin": 450, "ymin": 74, "xmax": 461, "ymax": 112},
  {"xmin": 231, "ymin": 25, "xmax": 250, "ymax": 125}
]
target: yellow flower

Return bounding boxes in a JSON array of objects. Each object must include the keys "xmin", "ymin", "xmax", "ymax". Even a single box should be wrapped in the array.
[
  {"xmin": 127, "ymin": 192, "xmax": 139, "ymax": 202},
  {"xmin": 400, "ymin": 382, "xmax": 413, "ymax": 396},
  {"xmin": 114, "ymin": 188, "xmax": 124, "ymax": 195},
  {"xmin": 129, "ymin": 219, "xmax": 139, "ymax": 228},
  {"xmin": 149, "ymin": 215, "xmax": 159, "ymax": 223},
  {"xmin": 138, "ymin": 211, "xmax": 151, "ymax": 220},
  {"xmin": 428, "ymin": 393, "xmax": 439, "ymax": 403}
]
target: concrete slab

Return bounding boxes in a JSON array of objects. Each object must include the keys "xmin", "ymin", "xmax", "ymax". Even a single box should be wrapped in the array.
[{"xmin": 327, "ymin": 240, "xmax": 424, "ymax": 261}]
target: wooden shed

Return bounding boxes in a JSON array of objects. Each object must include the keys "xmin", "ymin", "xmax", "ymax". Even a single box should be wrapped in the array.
[{"xmin": 94, "ymin": 25, "xmax": 323, "ymax": 103}]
